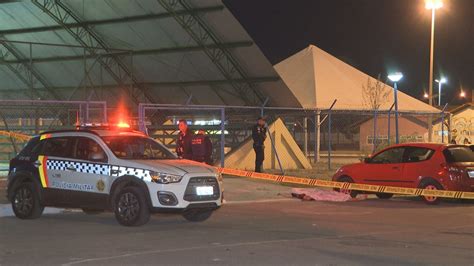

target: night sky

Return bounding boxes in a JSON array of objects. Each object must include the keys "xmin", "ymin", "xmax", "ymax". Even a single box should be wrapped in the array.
[{"xmin": 224, "ymin": 0, "xmax": 473, "ymax": 106}]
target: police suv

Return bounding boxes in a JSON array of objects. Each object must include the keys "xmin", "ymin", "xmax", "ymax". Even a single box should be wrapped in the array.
[{"xmin": 6, "ymin": 125, "xmax": 223, "ymax": 226}]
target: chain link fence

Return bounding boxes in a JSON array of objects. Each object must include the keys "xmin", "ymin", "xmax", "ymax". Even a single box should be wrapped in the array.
[
  {"xmin": 0, "ymin": 100, "xmax": 107, "ymax": 162},
  {"xmin": 139, "ymin": 104, "xmax": 447, "ymax": 171}
]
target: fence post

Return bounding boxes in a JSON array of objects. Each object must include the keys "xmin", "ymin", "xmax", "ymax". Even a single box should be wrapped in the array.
[
  {"xmin": 220, "ymin": 108, "xmax": 225, "ymax": 168},
  {"xmin": 387, "ymin": 103, "xmax": 394, "ymax": 145},
  {"xmin": 326, "ymin": 100, "xmax": 337, "ymax": 170},
  {"xmin": 138, "ymin": 104, "xmax": 145, "ymax": 133},
  {"xmin": 328, "ymin": 109, "xmax": 332, "ymax": 170},
  {"xmin": 373, "ymin": 108, "xmax": 378, "ymax": 153},
  {"xmin": 103, "ymin": 102, "xmax": 108, "ymax": 123},
  {"xmin": 303, "ymin": 117, "xmax": 308, "ymax": 157},
  {"xmin": 447, "ymin": 113, "xmax": 452, "ymax": 143},
  {"xmin": 79, "ymin": 103, "xmax": 83, "ymax": 124},
  {"xmin": 441, "ymin": 112, "xmax": 445, "ymax": 143},
  {"xmin": 440, "ymin": 103, "xmax": 448, "ymax": 143},
  {"xmin": 387, "ymin": 110, "xmax": 391, "ymax": 146},
  {"xmin": 314, "ymin": 111, "xmax": 321, "ymax": 163},
  {"xmin": 85, "ymin": 101, "xmax": 89, "ymax": 123}
]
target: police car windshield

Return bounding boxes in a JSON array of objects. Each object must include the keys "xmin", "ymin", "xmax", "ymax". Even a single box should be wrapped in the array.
[{"xmin": 102, "ymin": 136, "xmax": 176, "ymax": 160}]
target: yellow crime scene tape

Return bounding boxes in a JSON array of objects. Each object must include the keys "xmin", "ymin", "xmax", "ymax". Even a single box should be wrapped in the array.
[{"xmin": 216, "ymin": 167, "xmax": 474, "ymax": 200}]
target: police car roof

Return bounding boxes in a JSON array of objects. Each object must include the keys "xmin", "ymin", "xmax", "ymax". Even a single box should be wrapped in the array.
[{"xmin": 40, "ymin": 128, "xmax": 146, "ymax": 138}]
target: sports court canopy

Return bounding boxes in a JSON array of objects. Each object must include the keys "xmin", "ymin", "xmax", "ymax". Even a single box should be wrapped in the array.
[
  {"xmin": 0, "ymin": 0, "xmax": 299, "ymax": 107},
  {"xmin": 274, "ymin": 45, "xmax": 440, "ymax": 113}
]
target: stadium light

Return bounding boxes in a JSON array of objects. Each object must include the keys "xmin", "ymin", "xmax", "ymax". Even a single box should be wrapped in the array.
[
  {"xmin": 388, "ymin": 72, "xmax": 403, "ymax": 82},
  {"xmin": 435, "ymin": 77, "xmax": 447, "ymax": 106},
  {"xmin": 425, "ymin": 0, "xmax": 443, "ymax": 9}
]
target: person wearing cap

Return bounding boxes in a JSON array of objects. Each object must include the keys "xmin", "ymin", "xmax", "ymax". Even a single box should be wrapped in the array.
[
  {"xmin": 176, "ymin": 119, "xmax": 194, "ymax": 159},
  {"xmin": 191, "ymin": 129, "xmax": 213, "ymax": 165},
  {"xmin": 252, "ymin": 117, "xmax": 267, "ymax": 172}
]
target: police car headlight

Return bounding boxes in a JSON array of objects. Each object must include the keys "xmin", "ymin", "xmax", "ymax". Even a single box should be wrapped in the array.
[{"xmin": 150, "ymin": 172, "xmax": 183, "ymax": 184}]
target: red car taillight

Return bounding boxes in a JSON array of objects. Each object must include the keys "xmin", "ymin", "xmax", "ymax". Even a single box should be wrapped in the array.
[{"xmin": 439, "ymin": 163, "xmax": 466, "ymax": 181}]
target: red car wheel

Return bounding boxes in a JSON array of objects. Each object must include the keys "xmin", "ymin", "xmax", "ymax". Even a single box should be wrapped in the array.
[
  {"xmin": 336, "ymin": 176, "xmax": 358, "ymax": 198},
  {"xmin": 419, "ymin": 180, "xmax": 443, "ymax": 205}
]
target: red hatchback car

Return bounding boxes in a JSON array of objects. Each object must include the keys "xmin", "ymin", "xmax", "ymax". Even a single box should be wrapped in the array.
[{"xmin": 332, "ymin": 143, "xmax": 474, "ymax": 204}]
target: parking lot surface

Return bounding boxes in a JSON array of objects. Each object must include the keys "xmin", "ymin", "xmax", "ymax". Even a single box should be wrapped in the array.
[{"xmin": 1, "ymin": 197, "xmax": 473, "ymax": 265}]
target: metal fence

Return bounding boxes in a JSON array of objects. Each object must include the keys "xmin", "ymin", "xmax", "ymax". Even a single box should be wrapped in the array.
[
  {"xmin": 0, "ymin": 99, "xmax": 448, "ymax": 171},
  {"xmin": 138, "ymin": 103, "xmax": 447, "ymax": 170},
  {"xmin": 0, "ymin": 99, "xmax": 107, "ymax": 161}
]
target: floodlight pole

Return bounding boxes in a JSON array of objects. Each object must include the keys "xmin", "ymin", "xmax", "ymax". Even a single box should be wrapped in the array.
[
  {"xmin": 438, "ymin": 81, "xmax": 442, "ymax": 106},
  {"xmin": 387, "ymin": 103, "xmax": 395, "ymax": 145},
  {"xmin": 394, "ymin": 81, "xmax": 400, "ymax": 144},
  {"xmin": 428, "ymin": 7, "xmax": 437, "ymax": 142}
]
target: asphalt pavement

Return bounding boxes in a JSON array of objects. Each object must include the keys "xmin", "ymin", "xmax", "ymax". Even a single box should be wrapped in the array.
[{"xmin": 1, "ymin": 192, "xmax": 473, "ymax": 265}]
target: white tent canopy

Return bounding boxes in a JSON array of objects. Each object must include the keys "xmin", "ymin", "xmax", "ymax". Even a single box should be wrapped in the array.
[{"xmin": 274, "ymin": 45, "xmax": 440, "ymax": 113}]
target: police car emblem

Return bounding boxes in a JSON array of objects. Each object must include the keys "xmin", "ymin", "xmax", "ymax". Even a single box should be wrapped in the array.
[{"xmin": 96, "ymin": 179, "xmax": 105, "ymax": 192}]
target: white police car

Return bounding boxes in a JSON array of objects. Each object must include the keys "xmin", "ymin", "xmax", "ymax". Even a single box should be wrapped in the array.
[{"xmin": 6, "ymin": 124, "xmax": 223, "ymax": 226}]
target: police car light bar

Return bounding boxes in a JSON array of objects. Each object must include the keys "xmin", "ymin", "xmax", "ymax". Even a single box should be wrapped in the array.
[
  {"xmin": 117, "ymin": 122, "xmax": 131, "ymax": 128},
  {"xmin": 76, "ymin": 123, "xmax": 130, "ymax": 130}
]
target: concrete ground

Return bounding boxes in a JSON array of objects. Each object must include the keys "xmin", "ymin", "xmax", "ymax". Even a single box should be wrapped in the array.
[{"xmin": 1, "ymin": 176, "xmax": 473, "ymax": 265}]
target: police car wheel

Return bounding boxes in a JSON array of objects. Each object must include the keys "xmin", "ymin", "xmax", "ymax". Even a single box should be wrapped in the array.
[
  {"xmin": 114, "ymin": 187, "xmax": 150, "ymax": 226},
  {"xmin": 11, "ymin": 183, "xmax": 44, "ymax": 219},
  {"xmin": 182, "ymin": 208, "xmax": 213, "ymax": 222},
  {"xmin": 82, "ymin": 208, "xmax": 103, "ymax": 215}
]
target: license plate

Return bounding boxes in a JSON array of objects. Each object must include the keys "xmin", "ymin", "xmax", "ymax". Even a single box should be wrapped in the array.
[
  {"xmin": 468, "ymin": 171, "xmax": 474, "ymax": 178},
  {"xmin": 196, "ymin": 186, "xmax": 214, "ymax": 196}
]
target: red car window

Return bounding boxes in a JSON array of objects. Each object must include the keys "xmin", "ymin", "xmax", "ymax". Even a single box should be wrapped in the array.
[
  {"xmin": 370, "ymin": 147, "xmax": 405, "ymax": 164},
  {"xmin": 443, "ymin": 146, "xmax": 474, "ymax": 163},
  {"xmin": 403, "ymin": 147, "xmax": 435, "ymax": 163}
]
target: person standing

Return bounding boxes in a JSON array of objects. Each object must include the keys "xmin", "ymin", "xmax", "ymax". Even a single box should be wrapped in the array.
[
  {"xmin": 191, "ymin": 129, "xmax": 213, "ymax": 165},
  {"xmin": 252, "ymin": 117, "xmax": 267, "ymax": 172},
  {"xmin": 176, "ymin": 119, "xmax": 194, "ymax": 159}
]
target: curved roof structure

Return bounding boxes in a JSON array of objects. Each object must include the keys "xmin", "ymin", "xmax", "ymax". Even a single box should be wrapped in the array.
[{"xmin": 0, "ymin": 0, "xmax": 300, "ymax": 108}]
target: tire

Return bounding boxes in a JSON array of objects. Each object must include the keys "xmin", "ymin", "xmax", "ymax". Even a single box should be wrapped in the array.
[
  {"xmin": 419, "ymin": 180, "xmax": 443, "ymax": 205},
  {"xmin": 11, "ymin": 183, "xmax": 44, "ymax": 219},
  {"xmin": 82, "ymin": 208, "xmax": 104, "ymax": 215},
  {"xmin": 376, "ymin": 193, "xmax": 393, "ymax": 199},
  {"xmin": 182, "ymin": 209, "xmax": 213, "ymax": 222},
  {"xmin": 334, "ymin": 176, "xmax": 358, "ymax": 198},
  {"xmin": 114, "ymin": 186, "xmax": 150, "ymax": 226}
]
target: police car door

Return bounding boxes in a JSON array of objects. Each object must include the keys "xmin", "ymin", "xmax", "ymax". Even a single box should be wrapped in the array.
[
  {"xmin": 65, "ymin": 136, "xmax": 110, "ymax": 208},
  {"xmin": 38, "ymin": 136, "xmax": 76, "ymax": 205}
]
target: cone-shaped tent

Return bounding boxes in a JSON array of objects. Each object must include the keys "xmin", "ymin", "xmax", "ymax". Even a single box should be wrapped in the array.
[
  {"xmin": 220, "ymin": 118, "xmax": 311, "ymax": 170},
  {"xmin": 274, "ymin": 45, "xmax": 439, "ymax": 113}
]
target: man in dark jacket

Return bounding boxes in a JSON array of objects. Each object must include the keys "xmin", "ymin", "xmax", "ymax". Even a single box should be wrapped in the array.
[
  {"xmin": 252, "ymin": 117, "xmax": 267, "ymax": 172},
  {"xmin": 191, "ymin": 129, "xmax": 213, "ymax": 165},
  {"xmin": 176, "ymin": 119, "xmax": 193, "ymax": 159}
]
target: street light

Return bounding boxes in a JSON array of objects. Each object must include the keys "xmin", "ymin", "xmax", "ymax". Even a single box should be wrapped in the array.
[
  {"xmin": 423, "ymin": 92, "xmax": 429, "ymax": 99},
  {"xmin": 425, "ymin": 0, "xmax": 443, "ymax": 142},
  {"xmin": 435, "ymin": 77, "xmax": 447, "ymax": 106},
  {"xmin": 388, "ymin": 72, "xmax": 403, "ymax": 144},
  {"xmin": 460, "ymin": 90, "xmax": 466, "ymax": 98}
]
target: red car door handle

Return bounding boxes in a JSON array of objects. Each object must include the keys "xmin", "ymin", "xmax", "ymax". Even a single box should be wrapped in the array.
[{"xmin": 392, "ymin": 166, "xmax": 399, "ymax": 169}]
